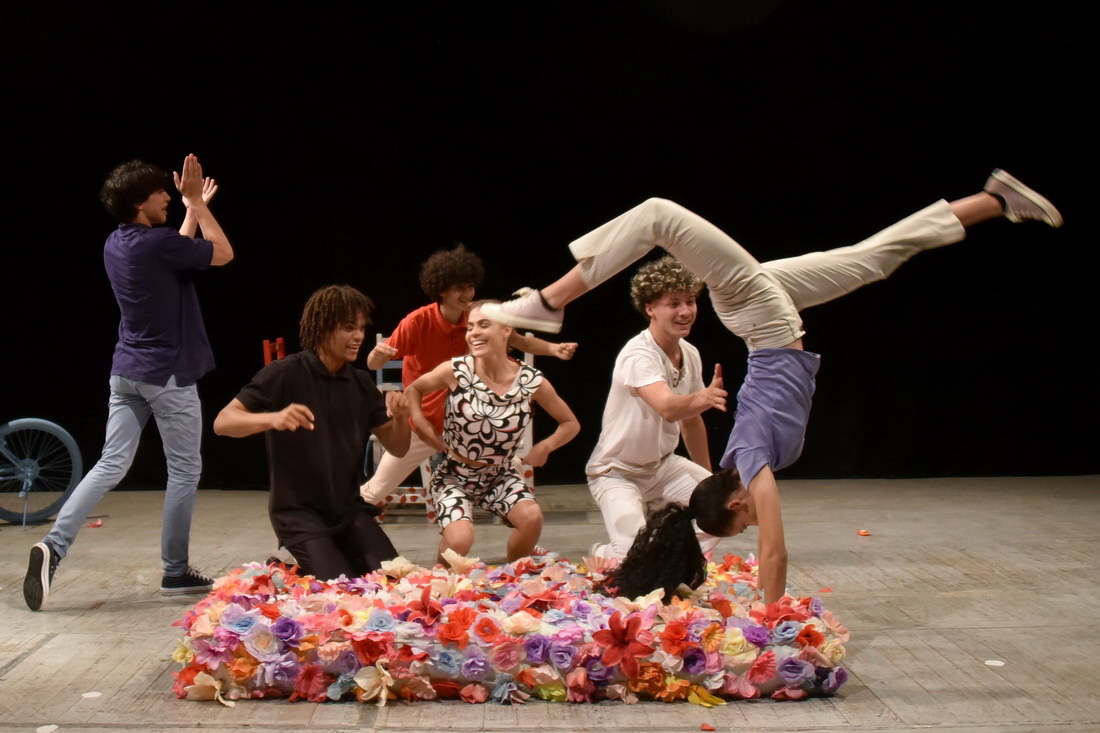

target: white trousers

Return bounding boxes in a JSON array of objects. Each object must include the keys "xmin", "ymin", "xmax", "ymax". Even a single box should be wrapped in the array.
[
  {"xmin": 360, "ymin": 432, "xmax": 438, "ymax": 504},
  {"xmin": 588, "ymin": 454, "xmax": 721, "ymax": 560},
  {"xmin": 570, "ymin": 198, "xmax": 965, "ymax": 349}
]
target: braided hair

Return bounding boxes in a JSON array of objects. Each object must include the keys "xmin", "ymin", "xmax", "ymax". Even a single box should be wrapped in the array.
[
  {"xmin": 299, "ymin": 284, "xmax": 374, "ymax": 351},
  {"xmin": 605, "ymin": 469, "xmax": 742, "ymax": 601}
]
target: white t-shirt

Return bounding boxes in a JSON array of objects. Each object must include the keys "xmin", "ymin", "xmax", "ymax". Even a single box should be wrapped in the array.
[{"xmin": 586, "ymin": 329, "xmax": 705, "ymax": 476}]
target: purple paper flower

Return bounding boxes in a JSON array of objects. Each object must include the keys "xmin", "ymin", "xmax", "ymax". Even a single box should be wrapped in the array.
[
  {"xmin": 524, "ymin": 634, "xmax": 551, "ymax": 664},
  {"xmin": 822, "ymin": 666, "xmax": 848, "ymax": 694},
  {"xmin": 742, "ymin": 623, "xmax": 771, "ymax": 647},
  {"xmin": 191, "ymin": 636, "xmax": 234, "ymax": 669},
  {"xmin": 500, "ymin": 596, "xmax": 523, "ymax": 614},
  {"xmin": 571, "ymin": 600, "xmax": 593, "ymax": 620},
  {"xmin": 688, "ymin": 618, "xmax": 712, "ymax": 640},
  {"xmin": 771, "ymin": 620, "xmax": 801, "ymax": 645},
  {"xmin": 271, "ymin": 616, "xmax": 304, "ymax": 647},
  {"xmin": 548, "ymin": 642, "xmax": 576, "ymax": 670},
  {"xmin": 219, "ymin": 603, "xmax": 257, "ymax": 636},
  {"xmin": 257, "ymin": 651, "xmax": 300, "ymax": 689},
  {"xmin": 583, "ymin": 655, "xmax": 615, "ymax": 684},
  {"xmin": 777, "ymin": 655, "xmax": 816, "ymax": 687},
  {"xmin": 682, "ymin": 647, "xmax": 708, "ymax": 676},
  {"xmin": 326, "ymin": 649, "xmax": 360, "ymax": 677},
  {"xmin": 462, "ymin": 653, "xmax": 491, "ymax": 681},
  {"xmin": 810, "ymin": 598, "xmax": 825, "ymax": 617},
  {"xmin": 552, "ymin": 625, "xmax": 584, "ymax": 645}
]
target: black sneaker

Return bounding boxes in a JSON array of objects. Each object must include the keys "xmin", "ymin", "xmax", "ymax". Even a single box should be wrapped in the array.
[
  {"xmin": 24, "ymin": 541, "xmax": 61, "ymax": 611},
  {"xmin": 160, "ymin": 567, "xmax": 214, "ymax": 596}
]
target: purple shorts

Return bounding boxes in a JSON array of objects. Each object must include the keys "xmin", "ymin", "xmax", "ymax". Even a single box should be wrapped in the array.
[{"xmin": 719, "ymin": 348, "xmax": 821, "ymax": 486}]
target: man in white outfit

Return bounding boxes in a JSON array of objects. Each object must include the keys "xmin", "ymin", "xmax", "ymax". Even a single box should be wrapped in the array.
[{"xmin": 586, "ymin": 257, "xmax": 727, "ymax": 559}]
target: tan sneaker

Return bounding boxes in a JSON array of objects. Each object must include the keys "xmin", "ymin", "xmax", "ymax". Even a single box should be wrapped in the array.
[{"xmin": 984, "ymin": 169, "xmax": 1063, "ymax": 227}]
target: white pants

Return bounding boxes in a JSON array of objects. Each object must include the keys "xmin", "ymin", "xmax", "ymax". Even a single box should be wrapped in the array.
[
  {"xmin": 360, "ymin": 432, "xmax": 438, "ymax": 504},
  {"xmin": 570, "ymin": 198, "xmax": 965, "ymax": 349},
  {"xmin": 588, "ymin": 454, "xmax": 721, "ymax": 560}
]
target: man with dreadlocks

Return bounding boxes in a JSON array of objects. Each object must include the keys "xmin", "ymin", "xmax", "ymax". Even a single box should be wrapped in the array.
[
  {"xmin": 214, "ymin": 285, "xmax": 410, "ymax": 580},
  {"xmin": 583, "ymin": 256, "xmax": 727, "ymax": 561}
]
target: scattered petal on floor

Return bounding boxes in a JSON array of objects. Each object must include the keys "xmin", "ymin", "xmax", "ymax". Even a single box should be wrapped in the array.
[
  {"xmin": 82, "ymin": 691, "xmax": 102, "ymax": 698},
  {"xmin": 819, "ymin": 587, "xmax": 832, "ymax": 593},
  {"xmin": 984, "ymin": 660, "xmax": 1006, "ymax": 667},
  {"xmin": 37, "ymin": 725, "xmax": 59, "ymax": 733},
  {"xmin": 857, "ymin": 529, "xmax": 871, "ymax": 536},
  {"xmin": 701, "ymin": 724, "xmax": 717, "ymax": 731},
  {"xmin": 87, "ymin": 518, "xmax": 104, "ymax": 528}
]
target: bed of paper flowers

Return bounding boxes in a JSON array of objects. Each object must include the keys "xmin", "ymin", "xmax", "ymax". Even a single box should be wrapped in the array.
[{"xmin": 172, "ymin": 552, "xmax": 849, "ymax": 706}]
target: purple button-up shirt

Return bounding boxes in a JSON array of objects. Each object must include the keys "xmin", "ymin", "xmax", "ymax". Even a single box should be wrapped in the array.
[
  {"xmin": 720, "ymin": 348, "xmax": 821, "ymax": 486},
  {"xmin": 104, "ymin": 223, "xmax": 215, "ymax": 387}
]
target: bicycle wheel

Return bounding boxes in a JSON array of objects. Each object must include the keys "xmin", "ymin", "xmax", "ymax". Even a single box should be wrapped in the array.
[{"xmin": 0, "ymin": 418, "xmax": 83, "ymax": 524}]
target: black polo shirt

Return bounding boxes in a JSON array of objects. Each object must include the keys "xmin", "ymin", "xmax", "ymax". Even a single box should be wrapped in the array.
[{"xmin": 236, "ymin": 349, "xmax": 390, "ymax": 545}]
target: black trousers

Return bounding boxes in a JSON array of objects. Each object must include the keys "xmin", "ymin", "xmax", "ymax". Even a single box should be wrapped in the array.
[{"xmin": 285, "ymin": 507, "xmax": 397, "ymax": 580}]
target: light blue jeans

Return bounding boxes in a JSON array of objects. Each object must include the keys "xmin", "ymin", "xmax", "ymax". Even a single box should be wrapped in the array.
[{"xmin": 44, "ymin": 375, "xmax": 202, "ymax": 575}]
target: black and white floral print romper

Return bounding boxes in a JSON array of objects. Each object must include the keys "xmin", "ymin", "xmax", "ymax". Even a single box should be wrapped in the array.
[{"xmin": 428, "ymin": 355, "xmax": 542, "ymax": 527}]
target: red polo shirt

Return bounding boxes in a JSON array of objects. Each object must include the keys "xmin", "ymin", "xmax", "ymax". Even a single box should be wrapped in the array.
[{"xmin": 387, "ymin": 303, "xmax": 468, "ymax": 433}]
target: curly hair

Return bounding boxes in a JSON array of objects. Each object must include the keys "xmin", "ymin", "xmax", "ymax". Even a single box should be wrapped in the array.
[
  {"xmin": 299, "ymin": 285, "xmax": 374, "ymax": 351},
  {"xmin": 603, "ymin": 469, "xmax": 741, "ymax": 602},
  {"xmin": 629, "ymin": 255, "xmax": 703, "ymax": 315},
  {"xmin": 419, "ymin": 244, "xmax": 485, "ymax": 300},
  {"xmin": 99, "ymin": 160, "xmax": 171, "ymax": 222}
]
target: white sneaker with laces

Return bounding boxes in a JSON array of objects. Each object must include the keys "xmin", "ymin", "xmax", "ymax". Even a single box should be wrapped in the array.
[{"xmin": 479, "ymin": 288, "xmax": 564, "ymax": 333}]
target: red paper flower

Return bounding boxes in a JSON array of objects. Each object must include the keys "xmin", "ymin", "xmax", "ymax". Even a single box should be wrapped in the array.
[
  {"xmin": 352, "ymin": 634, "xmax": 394, "ymax": 665},
  {"xmin": 795, "ymin": 625, "xmax": 825, "ymax": 649},
  {"xmin": 289, "ymin": 664, "xmax": 330, "ymax": 702},
  {"xmin": 659, "ymin": 621, "xmax": 691, "ymax": 656},
  {"xmin": 432, "ymin": 681, "xmax": 462, "ymax": 699},
  {"xmin": 748, "ymin": 650, "xmax": 776, "ymax": 684},
  {"xmin": 593, "ymin": 611, "xmax": 655, "ymax": 678},
  {"xmin": 405, "ymin": 586, "xmax": 443, "ymax": 626},
  {"xmin": 436, "ymin": 621, "xmax": 471, "ymax": 649},
  {"xmin": 473, "ymin": 616, "xmax": 503, "ymax": 644}
]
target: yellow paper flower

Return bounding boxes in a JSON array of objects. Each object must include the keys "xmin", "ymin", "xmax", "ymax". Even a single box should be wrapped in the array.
[
  {"xmin": 501, "ymin": 610, "xmax": 542, "ymax": 635},
  {"xmin": 687, "ymin": 684, "xmax": 727, "ymax": 708},
  {"xmin": 533, "ymin": 681, "xmax": 567, "ymax": 702},
  {"xmin": 820, "ymin": 639, "xmax": 846, "ymax": 666},
  {"xmin": 354, "ymin": 660, "xmax": 394, "ymax": 708},
  {"xmin": 171, "ymin": 640, "xmax": 194, "ymax": 666},
  {"xmin": 441, "ymin": 548, "xmax": 480, "ymax": 574},
  {"xmin": 185, "ymin": 671, "xmax": 236, "ymax": 707},
  {"xmin": 612, "ymin": 587, "xmax": 664, "ymax": 614},
  {"xmin": 379, "ymin": 556, "xmax": 420, "ymax": 578}
]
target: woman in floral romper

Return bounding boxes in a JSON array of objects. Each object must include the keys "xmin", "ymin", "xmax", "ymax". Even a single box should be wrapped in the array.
[{"xmin": 407, "ymin": 301, "xmax": 579, "ymax": 562}]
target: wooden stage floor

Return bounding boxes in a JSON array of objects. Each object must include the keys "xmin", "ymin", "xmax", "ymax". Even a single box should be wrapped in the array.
[{"xmin": 2, "ymin": 476, "xmax": 1098, "ymax": 732}]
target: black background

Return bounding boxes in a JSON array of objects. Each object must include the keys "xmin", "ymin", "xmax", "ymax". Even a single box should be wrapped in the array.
[{"xmin": 3, "ymin": 2, "xmax": 1093, "ymax": 489}]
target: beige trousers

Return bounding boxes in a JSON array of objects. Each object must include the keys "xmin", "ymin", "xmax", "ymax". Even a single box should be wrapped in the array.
[
  {"xmin": 359, "ymin": 431, "xmax": 438, "ymax": 504},
  {"xmin": 569, "ymin": 198, "xmax": 965, "ymax": 349}
]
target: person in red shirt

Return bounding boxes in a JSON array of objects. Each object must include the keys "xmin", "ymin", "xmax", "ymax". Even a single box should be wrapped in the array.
[{"xmin": 361, "ymin": 245, "xmax": 577, "ymax": 506}]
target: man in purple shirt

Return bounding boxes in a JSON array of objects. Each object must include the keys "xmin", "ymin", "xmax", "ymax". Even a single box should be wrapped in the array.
[{"xmin": 23, "ymin": 154, "xmax": 234, "ymax": 611}]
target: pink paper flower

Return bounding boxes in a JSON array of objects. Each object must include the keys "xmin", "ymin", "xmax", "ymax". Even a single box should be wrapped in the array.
[{"xmin": 460, "ymin": 683, "xmax": 489, "ymax": 703}]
